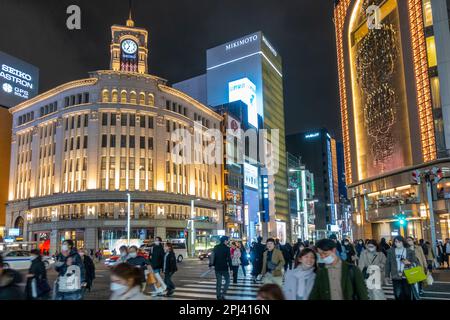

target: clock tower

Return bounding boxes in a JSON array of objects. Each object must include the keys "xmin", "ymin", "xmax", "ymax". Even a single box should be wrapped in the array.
[{"xmin": 110, "ymin": 12, "xmax": 148, "ymax": 74}]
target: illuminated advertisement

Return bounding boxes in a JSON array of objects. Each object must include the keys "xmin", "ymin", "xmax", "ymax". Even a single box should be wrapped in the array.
[
  {"xmin": 229, "ymin": 77, "xmax": 258, "ymax": 129},
  {"xmin": 0, "ymin": 51, "xmax": 39, "ymax": 108},
  {"xmin": 243, "ymin": 163, "xmax": 259, "ymax": 189},
  {"xmin": 261, "ymin": 175, "xmax": 270, "ymax": 222},
  {"xmin": 348, "ymin": 0, "xmax": 412, "ymax": 179},
  {"xmin": 276, "ymin": 221, "xmax": 286, "ymax": 244}
]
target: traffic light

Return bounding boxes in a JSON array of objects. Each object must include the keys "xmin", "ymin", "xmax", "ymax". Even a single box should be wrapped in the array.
[{"xmin": 398, "ymin": 215, "xmax": 406, "ymax": 226}]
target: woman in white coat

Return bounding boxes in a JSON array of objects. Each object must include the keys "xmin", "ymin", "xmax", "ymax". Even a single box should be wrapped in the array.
[
  {"xmin": 358, "ymin": 239, "xmax": 387, "ymax": 300},
  {"xmin": 282, "ymin": 248, "xmax": 317, "ymax": 300}
]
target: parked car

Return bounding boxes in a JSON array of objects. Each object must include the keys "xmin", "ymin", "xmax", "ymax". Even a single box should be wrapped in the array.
[
  {"xmin": 198, "ymin": 249, "xmax": 213, "ymax": 261},
  {"xmin": 1, "ymin": 250, "xmax": 55, "ymax": 270}
]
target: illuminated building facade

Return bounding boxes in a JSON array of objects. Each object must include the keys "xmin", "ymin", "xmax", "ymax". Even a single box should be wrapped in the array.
[
  {"xmin": 174, "ymin": 32, "xmax": 289, "ymax": 241},
  {"xmin": 287, "ymin": 129, "xmax": 340, "ymax": 239},
  {"xmin": 6, "ymin": 17, "xmax": 223, "ymax": 253},
  {"xmin": 334, "ymin": 0, "xmax": 450, "ymax": 240}
]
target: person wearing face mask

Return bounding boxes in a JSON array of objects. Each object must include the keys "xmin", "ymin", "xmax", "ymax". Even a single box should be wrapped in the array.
[
  {"xmin": 54, "ymin": 240, "xmax": 86, "ymax": 300},
  {"xmin": 283, "ymin": 248, "xmax": 317, "ymax": 300},
  {"xmin": 25, "ymin": 249, "xmax": 50, "ymax": 300},
  {"xmin": 116, "ymin": 245, "xmax": 129, "ymax": 264},
  {"xmin": 79, "ymin": 248, "xmax": 95, "ymax": 293},
  {"xmin": 162, "ymin": 243, "xmax": 178, "ymax": 297},
  {"xmin": 385, "ymin": 236, "xmax": 418, "ymax": 300},
  {"xmin": 406, "ymin": 237, "xmax": 427, "ymax": 296},
  {"xmin": 355, "ymin": 239, "xmax": 366, "ymax": 259},
  {"xmin": 309, "ymin": 239, "xmax": 368, "ymax": 300},
  {"xmin": 126, "ymin": 246, "xmax": 149, "ymax": 285},
  {"xmin": 150, "ymin": 237, "xmax": 167, "ymax": 295},
  {"xmin": 342, "ymin": 238, "xmax": 357, "ymax": 265},
  {"xmin": 260, "ymin": 238, "xmax": 285, "ymax": 287},
  {"xmin": 358, "ymin": 240, "xmax": 386, "ymax": 300},
  {"xmin": 110, "ymin": 263, "xmax": 149, "ymax": 300}
]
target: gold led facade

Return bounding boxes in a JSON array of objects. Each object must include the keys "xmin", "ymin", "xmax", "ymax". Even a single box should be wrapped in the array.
[{"xmin": 407, "ymin": 0, "xmax": 436, "ymax": 162}]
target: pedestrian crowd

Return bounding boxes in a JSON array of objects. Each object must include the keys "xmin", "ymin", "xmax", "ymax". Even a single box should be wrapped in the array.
[{"xmin": 210, "ymin": 235, "xmax": 450, "ymax": 301}]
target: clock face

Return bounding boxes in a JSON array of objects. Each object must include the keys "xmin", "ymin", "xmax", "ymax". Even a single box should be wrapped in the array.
[{"xmin": 121, "ymin": 39, "xmax": 138, "ymax": 54}]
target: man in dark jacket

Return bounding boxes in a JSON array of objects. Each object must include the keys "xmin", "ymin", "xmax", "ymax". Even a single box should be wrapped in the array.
[
  {"xmin": 281, "ymin": 242, "xmax": 294, "ymax": 271},
  {"xmin": 25, "ymin": 249, "xmax": 50, "ymax": 300},
  {"xmin": 309, "ymin": 239, "xmax": 368, "ymax": 300},
  {"xmin": 162, "ymin": 243, "xmax": 178, "ymax": 296},
  {"xmin": 151, "ymin": 237, "xmax": 165, "ymax": 272},
  {"xmin": 250, "ymin": 236, "xmax": 265, "ymax": 282},
  {"xmin": 210, "ymin": 236, "xmax": 232, "ymax": 300},
  {"xmin": 54, "ymin": 239, "xmax": 86, "ymax": 300},
  {"xmin": 79, "ymin": 248, "xmax": 95, "ymax": 292},
  {"xmin": 0, "ymin": 255, "xmax": 24, "ymax": 300}
]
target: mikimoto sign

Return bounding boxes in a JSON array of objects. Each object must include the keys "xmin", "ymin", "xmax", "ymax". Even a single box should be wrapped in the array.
[{"xmin": 0, "ymin": 51, "xmax": 39, "ymax": 108}]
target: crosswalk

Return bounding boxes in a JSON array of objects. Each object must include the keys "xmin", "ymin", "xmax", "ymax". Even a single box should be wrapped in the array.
[{"xmin": 158, "ymin": 278, "xmax": 450, "ymax": 301}]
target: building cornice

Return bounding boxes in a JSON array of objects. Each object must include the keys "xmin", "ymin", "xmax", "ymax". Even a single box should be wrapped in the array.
[
  {"xmin": 158, "ymin": 84, "xmax": 222, "ymax": 121},
  {"xmin": 91, "ymin": 70, "xmax": 167, "ymax": 84},
  {"xmin": 9, "ymin": 78, "xmax": 99, "ymax": 114}
]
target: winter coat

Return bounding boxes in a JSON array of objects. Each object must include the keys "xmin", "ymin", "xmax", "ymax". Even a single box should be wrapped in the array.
[
  {"xmin": 211, "ymin": 243, "xmax": 232, "ymax": 272},
  {"xmin": 261, "ymin": 248, "xmax": 285, "ymax": 277},
  {"xmin": 358, "ymin": 250, "xmax": 386, "ymax": 280},
  {"xmin": 81, "ymin": 255, "xmax": 96, "ymax": 289},
  {"xmin": 163, "ymin": 251, "xmax": 178, "ymax": 274},
  {"xmin": 0, "ymin": 269, "xmax": 24, "ymax": 300},
  {"xmin": 240, "ymin": 247, "xmax": 249, "ymax": 266},
  {"xmin": 126, "ymin": 255, "xmax": 149, "ymax": 282},
  {"xmin": 283, "ymin": 266, "xmax": 316, "ymax": 300},
  {"xmin": 385, "ymin": 247, "xmax": 418, "ymax": 280},
  {"xmin": 231, "ymin": 247, "xmax": 241, "ymax": 266},
  {"xmin": 342, "ymin": 244, "xmax": 356, "ymax": 263},
  {"xmin": 150, "ymin": 244, "xmax": 165, "ymax": 270},
  {"xmin": 356, "ymin": 244, "xmax": 365, "ymax": 257},
  {"xmin": 425, "ymin": 243, "xmax": 435, "ymax": 260},
  {"xmin": 411, "ymin": 245, "xmax": 427, "ymax": 272},
  {"xmin": 250, "ymin": 242, "xmax": 265, "ymax": 271},
  {"xmin": 309, "ymin": 261, "xmax": 369, "ymax": 300},
  {"xmin": 25, "ymin": 256, "xmax": 49, "ymax": 299},
  {"xmin": 110, "ymin": 285, "xmax": 149, "ymax": 300},
  {"xmin": 54, "ymin": 248, "xmax": 86, "ymax": 283},
  {"xmin": 281, "ymin": 243, "xmax": 294, "ymax": 263}
]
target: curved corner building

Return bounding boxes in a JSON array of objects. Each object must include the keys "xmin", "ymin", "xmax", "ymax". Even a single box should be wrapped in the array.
[
  {"xmin": 6, "ymin": 17, "xmax": 223, "ymax": 253},
  {"xmin": 334, "ymin": 0, "xmax": 450, "ymax": 240}
]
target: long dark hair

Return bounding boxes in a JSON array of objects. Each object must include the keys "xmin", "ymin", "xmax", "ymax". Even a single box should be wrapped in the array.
[
  {"xmin": 294, "ymin": 248, "xmax": 318, "ymax": 271},
  {"xmin": 393, "ymin": 236, "xmax": 409, "ymax": 248}
]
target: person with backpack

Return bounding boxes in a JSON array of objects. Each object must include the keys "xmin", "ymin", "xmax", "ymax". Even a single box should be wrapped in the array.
[
  {"xmin": 385, "ymin": 236, "xmax": 419, "ymax": 300},
  {"xmin": 230, "ymin": 242, "xmax": 241, "ymax": 284},
  {"xmin": 162, "ymin": 242, "xmax": 178, "ymax": 297},
  {"xmin": 25, "ymin": 249, "xmax": 51, "ymax": 300},
  {"xmin": 250, "ymin": 236, "xmax": 265, "ymax": 283},
  {"xmin": 309, "ymin": 238, "xmax": 368, "ymax": 300},
  {"xmin": 54, "ymin": 240, "xmax": 86, "ymax": 300},
  {"xmin": 358, "ymin": 240, "xmax": 386, "ymax": 300}
]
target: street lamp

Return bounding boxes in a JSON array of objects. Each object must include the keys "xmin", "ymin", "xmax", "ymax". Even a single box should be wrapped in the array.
[
  {"xmin": 127, "ymin": 193, "xmax": 131, "ymax": 246},
  {"xmin": 189, "ymin": 198, "xmax": 201, "ymax": 257}
]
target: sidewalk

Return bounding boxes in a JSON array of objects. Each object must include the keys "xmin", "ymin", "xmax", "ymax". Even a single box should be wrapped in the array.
[{"xmin": 433, "ymin": 268, "xmax": 450, "ymax": 282}]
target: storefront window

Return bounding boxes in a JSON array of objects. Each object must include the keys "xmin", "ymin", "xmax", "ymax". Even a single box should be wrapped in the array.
[
  {"xmin": 98, "ymin": 228, "xmax": 154, "ymax": 252},
  {"xmin": 426, "ymin": 36, "xmax": 438, "ymax": 67},
  {"xmin": 423, "ymin": 0, "xmax": 433, "ymax": 27}
]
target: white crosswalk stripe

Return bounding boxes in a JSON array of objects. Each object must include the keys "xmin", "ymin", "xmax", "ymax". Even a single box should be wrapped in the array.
[{"xmin": 159, "ymin": 280, "xmax": 450, "ymax": 300}]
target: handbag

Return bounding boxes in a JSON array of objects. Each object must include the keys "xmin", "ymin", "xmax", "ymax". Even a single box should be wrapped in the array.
[
  {"xmin": 362, "ymin": 254, "xmax": 378, "ymax": 279},
  {"xmin": 426, "ymin": 272, "xmax": 434, "ymax": 286},
  {"xmin": 58, "ymin": 265, "xmax": 81, "ymax": 293},
  {"xmin": 146, "ymin": 272, "xmax": 157, "ymax": 285},
  {"xmin": 404, "ymin": 266, "xmax": 427, "ymax": 284}
]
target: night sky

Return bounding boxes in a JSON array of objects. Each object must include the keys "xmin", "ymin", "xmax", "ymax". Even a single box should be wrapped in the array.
[{"xmin": 0, "ymin": 0, "xmax": 341, "ymax": 140}]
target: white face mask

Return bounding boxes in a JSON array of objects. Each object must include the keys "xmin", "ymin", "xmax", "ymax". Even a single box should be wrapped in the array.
[
  {"xmin": 129, "ymin": 252, "xmax": 137, "ymax": 258},
  {"xmin": 61, "ymin": 245, "xmax": 69, "ymax": 251},
  {"xmin": 110, "ymin": 282, "xmax": 128, "ymax": 294},
  {"xmin": 155, "ymin": 241, "xmax": 160, "ymax": 246},
  {"xmin": 320, "ymin": 254, "xmax": 335, "ymax": 265},
  {"xmin": 120, "ymin": 252, "xmax": 127, "ymax": 257},
  {"xmin": 367, "ymin": 246, "xmax": 376, "ymax": 252}
]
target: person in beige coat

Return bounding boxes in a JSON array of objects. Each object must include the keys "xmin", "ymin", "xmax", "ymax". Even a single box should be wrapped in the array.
[
  {"xmin": 260, "ymin": 238, "xmax": 285, "ymax": 286},
  {"xmin": 406, "ymin": 237, "xmax": 427, "ymax": 295}
]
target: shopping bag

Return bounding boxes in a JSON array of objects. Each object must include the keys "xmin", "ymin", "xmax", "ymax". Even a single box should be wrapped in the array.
[
  {"xmin": 426, "ymin": 272, "xmax": 434, "ymax": 286},
  {"xmin": 404, "ymin": 266, "xmax": 427, "ymax": 284}
]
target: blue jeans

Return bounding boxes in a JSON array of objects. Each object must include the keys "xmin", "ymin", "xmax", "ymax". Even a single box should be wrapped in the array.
[{"xmin": 215, "ymin": 271, "xmax": 230, "ymax": 299}]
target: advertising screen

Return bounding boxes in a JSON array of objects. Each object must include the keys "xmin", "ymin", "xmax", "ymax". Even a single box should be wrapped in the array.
[
  {"xmin": 0, "ymin": 51, "xmax": 39, "ymax": 108},
  {"xmin": 228, "ymin": 78, "xmax": 258, "ymax": 129},
  {"xmin": 244, "ymin": 163, "xmax": 259, "ymax": 189}
]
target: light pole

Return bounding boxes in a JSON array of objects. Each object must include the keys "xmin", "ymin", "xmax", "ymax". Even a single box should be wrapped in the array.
[
  {"xmin": 189, "ymin": 198, "xmax": 201, "ymax": 257},
  {"xmin": 127, "ymin": 193, "xmax": 131, "ymax": 246}
]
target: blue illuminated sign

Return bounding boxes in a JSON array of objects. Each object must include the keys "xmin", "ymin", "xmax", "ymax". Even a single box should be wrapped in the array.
[
  {"xmin": 261, "ymin": 175, "xmax": 270, "ymax": 222},
  {"xmin": 229, "ymin": 77, "xmax": 258, "ymax": 129}
]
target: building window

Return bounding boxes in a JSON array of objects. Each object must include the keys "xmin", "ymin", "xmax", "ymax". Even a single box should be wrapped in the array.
[
  {"xmin": 120, "ymin": 90, "xmax": 127, "ymax": 104},
  {"xmin": 140, "ymin": 116, "xmax": 146, "ymax": 128},
  {"xmin": 426, "ymin": 36, "xmax": 438, "ymax": 67},
  {"xmin": 102, "ymin": 135, "xmax": 107, "ymax": 148},
  {"xmin": 130, "ymin": 114, "xmax": 136, "ymax": 127},
  {"xmin": 121, "ymin": 135, "xmax": 127, "ymax": 148},
  {"xmin": 140, "ymin": 136, "xmax": 145, "ymax": 149},
  {"xmin": 121, "ymin": 114, "xmax": 127, "ymax": 126},
  {"xmin": 84, "ymin": 92, "xmax": 89, "ymax": 104},
  {"xmin": 139, "ymin": 92, "xmax": 146, "ymax": 105},
  {"xmin": 148, "ymin": 94, "xmax": 155, "ymax": 106},
  {"xmin": 102, "ymin": 89, "xmax": 109, "ymax": 102},
  {"xmin": 111, "ymin": 113, "xmax": 116, "ymax": 126},
  {"xmin": 148, "ymin": 137, "xmax": 153, "ymax": 150},
  {"xmin": 130, "ymin": 91, "xmax": 137, "ymax": 104},
  {"xmin": 129, "ymin": 135, "xmax": 135, "ymax": 148},
  {"xmin": 83, "ymin": 135, "xmax": 88, "ymax": 149},
  {"xmin": 102, "ymin": 113, "xmax": 108, "ymax": 126},
  {"xmin": 149, "ymin": 117, "xmax": 154, "ymax": 129},
  {"xmin": 112, "ymin": 90, "xmax": 118, "ymax": 103},
  {"xmin": 110, "ymin": 135, "xmax": 116, "ymax": 148},
  {"xmin": 84, "ymin": 114, "xmax": 89, "ymax": 127}
]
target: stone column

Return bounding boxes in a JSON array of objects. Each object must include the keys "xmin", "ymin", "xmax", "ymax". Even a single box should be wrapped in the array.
[
  {"xmin": 84, "ymin": 227, "xmax": 98, "ymax": 252},
  {"xmin": 87, "ymin": 111, "xmax": 99, "ymax": 190},
  {"xmin": 155, "ymin": 227, "xmax": 166, "ymax": 241},
  {"xmin": 50, "ymin": 229, "xmax": 58, "ymax": 255},
  {"xmin": 53, "ymin": 117, "xmax": 64, "ymax": 193}
]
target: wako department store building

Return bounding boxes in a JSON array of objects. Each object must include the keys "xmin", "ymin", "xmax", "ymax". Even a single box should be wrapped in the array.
[{"xmin": 5, "ymin": 17, "xmax": 223, "ymax": 253}]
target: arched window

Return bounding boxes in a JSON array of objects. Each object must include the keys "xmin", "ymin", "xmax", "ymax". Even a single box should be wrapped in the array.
[
  {"xmin": 121, "ymin": 90, "xmax": 127, "ymax": 104},
  {"xmin": 14, "ymin": 216, "xmax": 24, "ymax": 236},
  {"xmin": 130, "ymin": 91, "xmax": 137, "ymax": 104},
  {"xmin": 139, "ymin": 92, "xmax": 146, "ymax": 105},
  {"xmin": 111, "ymin": 90, "xmax": 118, "ymax": 103},
  {"xmin": 148, "ymin": 93, "xmax": 155, "ymax": 107},
  {"xmin": 102, "ymin": 89, "xmax": 109, "ymax": 103}
]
